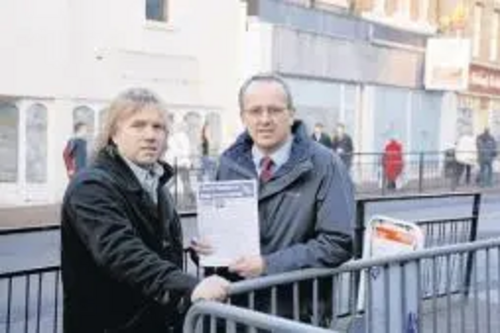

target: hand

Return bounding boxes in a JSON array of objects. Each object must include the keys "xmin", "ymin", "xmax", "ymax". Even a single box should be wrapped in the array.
[
  {"xmin": 190, "ymin": 237, "xmax": 213, "ymax": 256},
  {"xmin": 228, "ymin": 256, "xmax": 265, "ymax": 278},
  {"xmin": 191, "ymin": 275, "xmax": 230, "ymax": 302}
]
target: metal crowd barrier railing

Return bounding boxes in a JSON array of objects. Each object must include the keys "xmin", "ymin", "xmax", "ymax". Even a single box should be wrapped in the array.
[
  {"xmin": 2, "ymin": 236, "xmax": 498, "ymax": 332},
  {"xmin": 0, "ymin": 266, "xmax": 61, "ymax": 333},
  {"xmin": 169, "ymin": 151, "xmax": 498, "ymax": 212},
  {"xmin": 183, "ymin": 300, "xmax": 335, "ymax": 333},
  {"xmin": 226, "ymin": 237, "xmax": 500, "ymax": 333}
]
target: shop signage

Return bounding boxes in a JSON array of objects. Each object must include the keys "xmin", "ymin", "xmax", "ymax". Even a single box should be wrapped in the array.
[
  {"xmin": 424, "ymin": 38, "xmax": 471, "ymax": 91},
  {"xmin": 468, "ymin": 64, "xmax": 500, "ymax": 95}
]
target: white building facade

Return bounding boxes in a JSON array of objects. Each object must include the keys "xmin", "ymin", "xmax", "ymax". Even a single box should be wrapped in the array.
[{"xmin": 0, "ymin": 0, "xmax": 248, "ymax": 206}]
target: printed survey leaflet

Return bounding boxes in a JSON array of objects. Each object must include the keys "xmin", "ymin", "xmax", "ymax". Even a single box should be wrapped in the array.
[{"xmin": 196, "ymin": 180, "xmax": 260, "ymax": 267}]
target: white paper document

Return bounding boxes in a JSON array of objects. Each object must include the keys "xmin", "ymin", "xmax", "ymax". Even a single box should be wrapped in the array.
[{"xmin": 196, "ymin": 180, "xmax": 260, "ymax": 267}]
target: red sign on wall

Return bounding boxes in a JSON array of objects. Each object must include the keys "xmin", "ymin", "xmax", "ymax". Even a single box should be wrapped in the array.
[{"xmin": 468, "ymin": 64, "xmax": 500, "ymax": 95}]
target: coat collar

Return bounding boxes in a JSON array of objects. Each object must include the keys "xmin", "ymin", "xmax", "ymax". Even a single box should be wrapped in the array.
[
  {"xmin": 220, "ymin": 121, "xmax": 314, "ymax": 199},
  {"xmin": 93, "ymin": 144, "xmax": 174, "ymax": 193}
]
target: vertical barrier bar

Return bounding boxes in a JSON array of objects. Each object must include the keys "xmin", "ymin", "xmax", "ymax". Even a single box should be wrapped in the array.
[
  {"xmin": 24, "ymin": 275, "xmax": 30, "ymax": 333},
  {"xmin": 312, "ymin": 278, "xmax": 319, "ymax": 326},
  {"xmin": 485, "ymin": 248, "xmax": 491, "ymax": 333},
  {"xmin": 53, "ymin": 270, "xmax": 60, "ymax": 333},
  {"xmin": 384, "ymin": 265, "xmax": 390, "ymax": 333},
  {"xmin": 418, "ymin": 152, "xmax": 424, "ymax": 193},
  {"xmin": 498, "ymin": 246, "xmax": 500, "ymax": 332},
  {"xmin": 354, "ymin": 199, "xmax": 365, "ymax": 259},
  {"xmin": 293, "ymin": 283, "xmax": 299, "ymax": 320},
  {"xmin": 416, "ymin": 259, "xmax": 423, "ymax": 333},
  {"xmin": 366, "ymin": 268, "xmax": 373, "ymax": 333},
  {"xmin": 36, "ymin": 273, "xmax": 43, "ymax": 333},
  {"xmin": 446, "ymin": 254, "xmax": 451, "ymax": 333},
  {"xmin": 459, "ymin": 253, "xmax": 466, "ymax": 333},
  {"xmin": 465, "ymin": 193, "xmax": 481, "ymax": 296},
  {"xmin": 432, "ymin": 257, "xmax": 437, "ymax": 333},
  {"xmin": 271, "ymin": 287, "xmax": 277, "ymax": 315},
  {"xmin": 6, "ymin": 277, "xmax": 13, "ymax": 333},
  {"xmin": 400, "ymin": 263, "xmax": 406, "ymax": 333},
  {"xmin": 474, "ymin": 248, "xmax": 479, "ymax": 333}
]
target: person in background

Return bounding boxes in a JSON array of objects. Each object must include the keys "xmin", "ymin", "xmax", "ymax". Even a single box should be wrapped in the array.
[
  {"xmin": 476, "ymin": 128, "xmax": 497, "ymax": 187},
  {"xmin": 332, "ymin": 123, "xmax": 354, "ymax": 171},
  {"xmin": 164, "ymin": 117, "xmax": 194, "ymax": 207},
  {"xmin": 61, "ymin": 88, "xmax": 229, "ymax": 333},
  {"xmin": 199, "ymin": 121, "xmax": 217, "ymax": 182},
  {"xmin": 455, "ymin": 132, "xmax": 476, "ymax": 186},
  {"xmin": 63, "ymin": 122, "xmax": 88, "ymax": 178},
  {"xmin": 311, "ymin": 122, "xmax": 333, "ymax": 149},
  {"xmin": 383, "ymin": 138, "xmax": 404, "ymax": 190}
]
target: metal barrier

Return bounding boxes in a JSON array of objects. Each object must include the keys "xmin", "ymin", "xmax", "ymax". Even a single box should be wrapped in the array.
[
  {"xmin": 183, "ymin": 300, "xmax": 335, "ymax": 333},
  {"xmin": 228, "ymin": 237, "xmax": 500, "ymax": 332},
  {"xmin": 354, "ymin": 191, "xmax": 481, "ymax": 258},
  {"xmin": 0, "ymin": 266, "xmax": 61, "ymax": 333},
  {"xmin": 168, "ymin": 151, "xmax": 499, "ymax": 211}
]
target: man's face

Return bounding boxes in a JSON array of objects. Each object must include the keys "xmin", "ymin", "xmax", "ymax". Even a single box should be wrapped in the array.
[
  {"xmin": 314, "ymin": 126, "xmax": 323, "ymax": 135},
  {"xmin": 240, "ymin": 81, "xmax": 294, "ymax": 154},
  {"xmin": 112, "ymin": 107, "xmax": 168, "ymax": 166},
  {"xmin": 336, "ymin": 125, "xmax": 345, "ymax": 136},
  {"xmin": 76, "ymin": 125, "xmax": 88, "ymax": 138}
]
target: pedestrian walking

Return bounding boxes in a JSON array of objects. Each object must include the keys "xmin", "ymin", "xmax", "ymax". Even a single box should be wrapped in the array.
[
  {"xmin": 332, "ymin": 123, "xmax": 354, "ymax": 171},
  {"xmin": 383, "ymin": 138, "xmax": 404, "ymax": 190},
  {"xmin": 476, "ymin": 128, "xmax": 497, "ymax": 187}
]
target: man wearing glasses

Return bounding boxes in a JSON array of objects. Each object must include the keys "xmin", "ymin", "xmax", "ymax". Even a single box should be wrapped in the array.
[{"xmin": 193, "ymin": 73, "xmax": 354, "ymax": 287}]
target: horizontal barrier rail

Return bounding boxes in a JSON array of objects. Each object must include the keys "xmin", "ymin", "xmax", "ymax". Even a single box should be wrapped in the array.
[
  {"xmin": 228, "ymin": 237, "xmax": 500, "ymax": 332},
  {"xmin": 183, "ymin": 301, "xmax": 335, "ymax": 333}
]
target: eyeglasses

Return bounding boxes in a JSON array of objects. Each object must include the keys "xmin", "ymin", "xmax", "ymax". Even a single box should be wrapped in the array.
[{"xmin": 243, "ymin": 106, "xmax": 288, "ymax": 118}]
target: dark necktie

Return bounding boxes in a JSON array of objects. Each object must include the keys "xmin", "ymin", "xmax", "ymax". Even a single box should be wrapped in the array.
[{"xmin": 260, "ymin": 156, "xmax": 274, "ymax": 183}]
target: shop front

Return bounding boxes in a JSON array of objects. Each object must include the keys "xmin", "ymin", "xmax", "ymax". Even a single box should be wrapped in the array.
[{"xmin": 458, "ymin": 63, "xmax": 500, "ymax": 141}]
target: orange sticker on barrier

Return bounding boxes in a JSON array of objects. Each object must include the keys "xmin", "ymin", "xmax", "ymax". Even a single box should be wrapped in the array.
[{"xmin": 375, "ymin": 225, "xmax": 414, "ymax": 245}]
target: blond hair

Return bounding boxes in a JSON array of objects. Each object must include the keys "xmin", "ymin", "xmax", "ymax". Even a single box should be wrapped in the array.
[{"xmin": 94, "ymin": 88, "xmax": 169, "ymax": 159}]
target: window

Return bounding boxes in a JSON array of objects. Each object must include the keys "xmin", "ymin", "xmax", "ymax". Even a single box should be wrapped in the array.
[
  {"xmin": 490, "ymin": 11, "xmax": 500, "ymax": 61},
  {"xmin": 0, "ymin": 103, "xmax": 19, "ymax": 182},
  {"xmin": 26, "ymin": 104, "xmax": 48, "ymax": 183},
  {"xmin": 473, "ymin": 4, "xmax": 483, "ymax": 58},
  {"xmin": 146, "ymin": 0, "xmax": 168, "ymax": 22}
]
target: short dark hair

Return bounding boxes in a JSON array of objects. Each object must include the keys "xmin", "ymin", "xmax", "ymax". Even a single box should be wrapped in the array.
[
  {"xmin": 238, "ymin": 73, "xmax": 294, "ymax": 111},
  {"xmin": 74, "ymin": 122, "xmax": 87, "ymax": 133}
]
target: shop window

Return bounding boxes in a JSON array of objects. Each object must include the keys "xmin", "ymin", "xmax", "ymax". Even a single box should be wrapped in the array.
[
  {"xmin": 146, "ymin": 0, "xmax": 168, "ymax": 22},
  {"xmin": 0, "ymin": 103, "xmax": 19, "ymax": 182},
  {"xmin": 25, "ymin": 104, "xmax": 48, "ymax": 183}
]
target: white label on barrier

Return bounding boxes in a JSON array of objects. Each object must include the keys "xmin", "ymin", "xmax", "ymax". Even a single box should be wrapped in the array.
[{"xmin": 358, "ymin": 216, "xmax": 424, "ymax": 333}]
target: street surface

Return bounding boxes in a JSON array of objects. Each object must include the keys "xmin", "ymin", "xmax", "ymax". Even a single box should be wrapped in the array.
[{"xmin": 0, "ymin": 193, "xmax": 499, "ymax": 332}]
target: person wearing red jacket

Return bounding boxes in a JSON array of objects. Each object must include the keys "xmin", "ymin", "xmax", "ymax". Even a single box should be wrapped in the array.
[{"xmin": 383, "ymin": 138, "xmax": 404, "ymax": 190}]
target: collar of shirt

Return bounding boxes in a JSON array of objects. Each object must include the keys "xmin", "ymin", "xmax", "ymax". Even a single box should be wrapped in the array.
[
  {"xmin": 252, "ymin": 134, "xmax": 294, "ymax": 176},
  {"xmin": 123, "ymin": 156, "xmax": 164, "ymax": 202}
]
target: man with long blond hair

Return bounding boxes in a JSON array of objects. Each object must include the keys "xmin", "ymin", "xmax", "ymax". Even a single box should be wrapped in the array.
[{"xmin": 61, "ymin": 88, "xmax": 229, "ymax": 333}]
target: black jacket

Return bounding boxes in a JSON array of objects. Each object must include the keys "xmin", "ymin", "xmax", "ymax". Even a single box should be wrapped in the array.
[
  {"xmin": 311, "ymin": 132, "xmax": 333, "ymax": 149},
  {"xmin": 61, "ymin": 145, "xmax": 198, "ymax": 333}
]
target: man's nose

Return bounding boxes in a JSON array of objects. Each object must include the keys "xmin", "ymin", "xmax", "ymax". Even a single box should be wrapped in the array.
[
  {"xmin": 143, "ymin": 126, "xmax": 158, "ymax": 139},
  {"xmin": 257, "ymin": 110, "xmax": 272, "ymax": 123}
]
